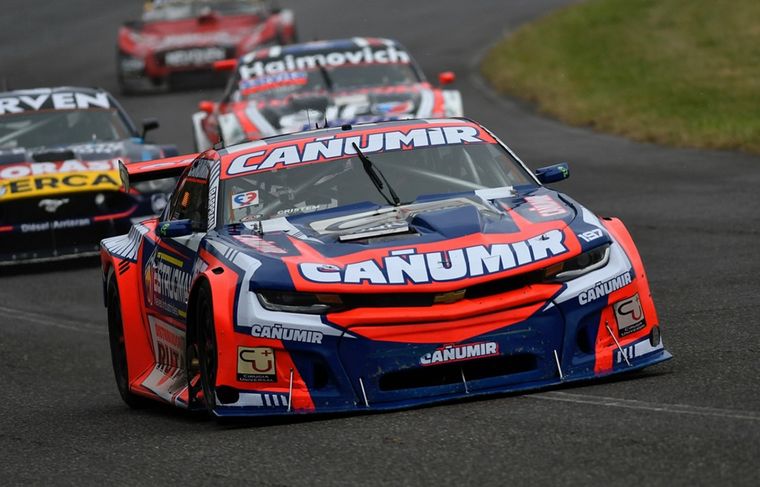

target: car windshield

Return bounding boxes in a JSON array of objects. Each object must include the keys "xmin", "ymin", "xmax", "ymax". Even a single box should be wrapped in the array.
[
  {"xmin": 234, "ymin": 62, "xmax": 418, "ymax": 101},
  {"xmin": 236, "ymin": 70, "xmax": 328, "ymax": 101},
  {"xmin": 143, "ymin": 0, "xmax": 265, "ymax": 21},
  {"xmin": 325, "ymin": 63, "xmax": 419, "ymax": 90},
  {"xmin": 0, "ymin": 109, "xmax": 132, "ymax": 150},
  {"xmin": 221, "ymin": 142, "xmax": 534, "ymax": 225}
]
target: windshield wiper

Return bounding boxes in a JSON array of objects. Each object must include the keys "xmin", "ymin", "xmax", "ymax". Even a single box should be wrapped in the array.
[
  {"xmin": 351, "ymin": 142, "xmax": 401, "ymax": 207},
  {"xmin": 317, "ymin": 62, "xmax": 334, "ymax": 92}
]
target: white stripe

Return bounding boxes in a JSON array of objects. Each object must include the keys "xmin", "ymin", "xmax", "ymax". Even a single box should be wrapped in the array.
[
  {"xmin": 229, "ymin": 393, "xmax": 264, "ymax": 407},
  {"xmin": 527, "ymin": 392, "xmax": 760, "ymax": 422}
]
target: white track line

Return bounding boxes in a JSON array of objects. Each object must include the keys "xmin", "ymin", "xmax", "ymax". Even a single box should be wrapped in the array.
[
  {"xmin": 0, "ymin": 304, "xmax": 106, "ymax": 335},
  {"xmin": 527, "ymin": 391, "xmax": 760, "ymax": 422}
]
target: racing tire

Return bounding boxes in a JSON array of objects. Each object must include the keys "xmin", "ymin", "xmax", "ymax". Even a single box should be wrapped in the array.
[
  {"xmin": 187, "ymin": 283, "xmax": 218, "ymax": 414},
  {"xmin": 107, "ymin": 273, "xmax": 152, "ymax": 409}
]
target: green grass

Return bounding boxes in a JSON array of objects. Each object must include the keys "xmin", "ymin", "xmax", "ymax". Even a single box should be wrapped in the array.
[{"xmin": 482, "ymin": 0, "xmax": 760, "ymax": 154}]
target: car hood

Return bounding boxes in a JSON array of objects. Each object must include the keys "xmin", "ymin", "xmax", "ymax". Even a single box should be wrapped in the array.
[
  {"xmin": 135, "ymin": 16, "xmax": 263, "ymax": 50},
  {"xmin": 209, "ymin": 186, "xmax": 610, "ymax": 294}
]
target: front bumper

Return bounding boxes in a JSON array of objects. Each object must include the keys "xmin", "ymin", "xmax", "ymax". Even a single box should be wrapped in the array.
[
  {"xmin": 210, "ymin": 242, "xmax": 671, "ymax": 417},
  {"xmin": 213, "ymin": 333, "xmax": 670, "ymax": 418}
]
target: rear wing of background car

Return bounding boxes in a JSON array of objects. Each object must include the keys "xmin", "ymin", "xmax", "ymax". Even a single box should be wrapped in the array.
[{"xmin": 119, "ymin": 154, "xmax": 197, "ymax": 192}]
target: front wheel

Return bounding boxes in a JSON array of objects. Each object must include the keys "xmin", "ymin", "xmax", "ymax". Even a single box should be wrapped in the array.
[
  {"xmin": 186, "ymin": 284, "xmax": 218, "ymax": 414},
  {"xmin": 107, "ymin": 273, "xmax": 151, "ymax": 408}
]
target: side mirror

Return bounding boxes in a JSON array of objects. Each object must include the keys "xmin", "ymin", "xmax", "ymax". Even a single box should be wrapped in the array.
[
  {"xmin": 157, "ymin": 219, "xmax": 193, "ymax": 238},
  {"xmin": 535, "ymin": 163, "xmax": 570, "ymax": 184},
  {"xmin": 213, "ymin": 59, "xmax": 237, "ymax": 72},
  {"xmin": 438, "ymin": 71, "xmax": 456, "ymax": 86},
  {"xmin": 141, "ymin": 118, "xmax": 160, "ymax": 139},
  {"xmin": 198, "ymin": 100, "xmax": 215, "ymax": 114}
]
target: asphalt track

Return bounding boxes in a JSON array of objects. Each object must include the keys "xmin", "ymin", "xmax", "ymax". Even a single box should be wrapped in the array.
[{"xmin": 1, "ymin": 1, "xmax": 759, "ymax": 485}]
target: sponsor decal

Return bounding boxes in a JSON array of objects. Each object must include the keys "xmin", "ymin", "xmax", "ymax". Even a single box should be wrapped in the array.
[
  {"xmin": 164, "ymin": 47, "xmax": 226, "ymax": 67},
  {"xmin": 240, "ymin": 71, "xmax": 309, "ymax": 95},
  {"xmin": 38, "ymin": 198, "xmax": 69, "ymax": 213},
  {"xmin": 239, "ymin": 46, "xmax": 411, "ymax": 79},
  {"xmin": 251, "ymin": 324, "xmax": 323, "ymax": 344},
  {"xmin": 232, "ymin": 235, "xmax": 287, "ymax": 254},
  {"xmin": 0, "ymin": 160, "xmax": 121, "ymax": 201},
  {"xmin": 420, "ymin": 341, "xmax": 499, "ymax": 366},
  {"xmin": 237, "ymin": 346, "xmax": 277, "ymax": 382},
  {"xmin": 152, "ymin": 318, "xmax": 185, "ymax": 371},
  {"xmin": 578, "ymin": 272, "xmax": 633, "ymax": 305},
  {"xmin": 275, "ymin": 203, "xmax": 334, "ymax": 217},
  {"xmin": 524, "ymin": 194, "xmax": 568, "ymax": 218},
  {"xmin": 226, "ymin": 125, "xmax": 494, "ymax": 176},
  {"xmin": 207, "ymin": 163, "xmax": 221, "ymax": 230},
  {"xmin": 231, "ymin": 190, "xmax": 260, "ymax": 209},
  {"xmin": 299, "ymin": 229, "xmax": 568, "ymax": 285},
  {"xmin": 145, "ymin": 248, "xmax": 191, "ymax": 317},
  {"xmin": 18, "ymin": 218, "xmax": 91, "ymax": 233},
  {"xmin": 614, "ymin": 294, "xmax": 646, "ymax": 337},
  {"xmin": 0, "ymin": 91, "xmax": 111, "ymax": 115},
  {"xmin": 142, "ymin": 316, "xmax": 187, "ymax": 406},
  {"xmin": 372, "ymin": 100, "xmax": 414, "ymax": 116},
  {"xmin": 577, "ymin": 228, "xmax": 604, "ymax": 243}
]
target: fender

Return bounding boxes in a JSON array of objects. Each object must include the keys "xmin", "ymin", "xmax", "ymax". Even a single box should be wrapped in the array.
[{"xmin": 601, "ymin": 216, "xmax": 659, "ymax": 328}]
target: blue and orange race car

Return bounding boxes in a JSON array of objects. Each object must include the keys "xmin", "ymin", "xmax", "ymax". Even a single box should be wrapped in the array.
[{"xmin": 101, "ymin": 118, "xmax": 671, "ymax": 417}]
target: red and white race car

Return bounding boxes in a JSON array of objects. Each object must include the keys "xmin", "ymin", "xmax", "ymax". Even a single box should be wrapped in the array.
[
  {"xmin": 117, "ymin": 0, "xmax": 296, "ymax": 93},
  {"xmin": 191, "ymin": 38, "xmax": 464, "ymax": 151}
]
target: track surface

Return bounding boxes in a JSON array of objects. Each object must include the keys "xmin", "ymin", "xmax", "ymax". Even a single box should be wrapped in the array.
[{"xmin": 1, "ymin": 1, "xmax": 759, "ymax": 485}]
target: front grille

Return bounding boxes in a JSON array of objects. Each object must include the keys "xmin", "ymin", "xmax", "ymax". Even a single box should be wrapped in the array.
[
  {"xmin": 0, "ymin": 191, "xmax": 134, "ymax": 225},
  {"xmin": 378, "ymin": 354, "xmax": 538, "ymax": 391}
]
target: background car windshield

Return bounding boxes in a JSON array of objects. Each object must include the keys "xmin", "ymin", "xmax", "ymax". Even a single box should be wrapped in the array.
[
  {"xmin": 0, "ymin": 109, "xmax": 132, "ymax": 149},
  {"xmin": 326, "ymin": 63, "xmax": 419, "ymax": 89},
  {"xmin": 236, "ymin": 70, "xmax": 328, "ymax": 101},
  {"xmin": 143, "ymin": 1, "xmax": 264, "ymax": 21},
  {"xmin": 222, "ymin": 142, "xmax": 534, "ymax": 224}
]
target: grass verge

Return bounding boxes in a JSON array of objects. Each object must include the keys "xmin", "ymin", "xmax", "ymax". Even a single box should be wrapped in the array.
[{"xmin": 482, "ymin": 0, "xmax": 760, "ymax": 154}]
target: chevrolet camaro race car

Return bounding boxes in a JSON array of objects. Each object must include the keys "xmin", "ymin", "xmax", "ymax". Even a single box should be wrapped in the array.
[
  {"xmin": 102, "ymin": 118, "xmax": 670, "ymax": 417},
  {"xmin": 191, "ymin": 38, "xmax": 463, "ymax": 151},
  {"xmin": 117, "ymin": 0, "xmax": 296, "ymax": 93},
  {"xmin": 0, "ymin": 87, "xmax": 177, "ymax": 264}
]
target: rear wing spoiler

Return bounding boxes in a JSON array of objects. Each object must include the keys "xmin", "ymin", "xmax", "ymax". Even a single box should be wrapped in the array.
[{"xmin": 118, "ymin": 154, "xmax": 198, "ymax": 192}]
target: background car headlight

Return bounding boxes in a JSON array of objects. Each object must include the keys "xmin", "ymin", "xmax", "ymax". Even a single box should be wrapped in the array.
[
  {"xmin": 120, "ymin": 56, "xmax": 145, "ymax": 72},
  {"xmin": 544, "ymin": 244, "xmax": 610, "ymax": 282},
  {"xmin": 257, "ymin": 291, "xmax": 344, "ymax": 314},
  {"xmin": 132, "ymin": 177, "xmax": 177, "ymax": 194}
]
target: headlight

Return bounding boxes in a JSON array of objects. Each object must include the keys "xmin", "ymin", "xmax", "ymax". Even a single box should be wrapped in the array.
[
  {"xmin": 257, "ymin": 291, "xmax": 344, "ymax": 314},
  {"xmin": 120, "ymin": 56, "xmax": 145, "ymax": 72},
  {"xmin": 544, "ymin": 244, "xmax": 610, "ymax": 282},
  {"xmin": 133, "ymin": 177, "xmax": 177, "ymax": 194}
]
